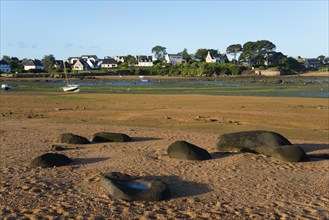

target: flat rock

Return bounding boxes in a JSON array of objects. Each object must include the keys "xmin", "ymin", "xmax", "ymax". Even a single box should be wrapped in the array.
[
  {"xmin": 29, "ymin": 153, "xmax": 73, "ymax": 168},
  {"xmin": 217, "ymin": 130, "xmax": 308, "ymax": 162},
  {"xmin": 100, "ymin": 172, "xmax": 171, "ymax": 201},
  {"xmin": 92, "ymin": 132, "xmax": 132, "ymax": 143},
  {"xmin": 58, "ymin": 133, "xmax": 90, "ymax": 144},
  {"xmin": 167, "ymin": 140, "xmax": 212, "ymax": 160}
]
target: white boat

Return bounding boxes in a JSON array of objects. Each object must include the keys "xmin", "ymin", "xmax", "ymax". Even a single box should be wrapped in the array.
[
  {"xmin": 63, "ymin": 84, "xmax": 80, "ymax": 92},
  {"xmin": 139, "ymin": 75, "xmax": 149, "ymax": 82},
  {"xmin": 1, "ymin": 84, "xmax": 11, "ymax": 90},
  {"xmin": 63, "ymin": 61, "xmax": 80, "ymax": 92}
]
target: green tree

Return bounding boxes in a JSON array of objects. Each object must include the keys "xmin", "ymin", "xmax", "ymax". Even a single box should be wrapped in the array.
[
  {"xmin": 317, "ymin": 55, "xmax": 326, "ymax": 63},
  {"xmin": 195, "ymin": 48, "xmax": 208, "ymax": 61},
  {"xmin": 226, "ymin": 44, "xmax": 242, "ymax": 64},
  {"xmin": 1, "ymin": 55, "xmax": 22, "ymax": 72},
  {"xmin": 239, "ymin": 40, "xmax": 276, "ymax": 66},
  {"xmin": 41, "ymin": 54, "xmax": 56, "ymax": 72},
  {"xmin": 283, "ymin": 57, "xmax": 304, "ymax": 73},
  {"xmin": 126, "ymin": 55, "xmax": 137, "ymax": 66},
  {"xmin": 180, "ymin": 48, "xmax": 191, "ymax": 63},
  {"xmin": 2, "ymin": 55, "xmax": 11, "ymax": 64},
  {"xmin": 151, "ymin": 45, "xmax": 167, "ymax": 61}
]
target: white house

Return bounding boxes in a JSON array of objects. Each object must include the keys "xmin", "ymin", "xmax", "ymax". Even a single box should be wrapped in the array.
[
  {"xmin": 54, "ymin": 60, "xmax": 64, "ymax": 68},
  {"xmin": 206, "ymin": 51, "xmax": 225, "ymax": 63},
  {"xmin": 0, "ymin": 60, "xmax": 11, "ymax": 73},
  {"xmin": 72, "ymin": 59, "xmax": 90, "ymax": 71},
  {"xmin": 67, "ymin": 57, "xmax": 79, "ymax": 64},
  {"xmin": 137, "ymin": 56, "xmax": 153, "ymax": 67},
  {"xmin": 101, "ymin": 57, "xmax": 118, "ymax": 68},
  {"xmin": 113, "ymin": 56, "xmax": 126, "ymax": 63},
  {"xmin": 165, "ymin": 54, "xmax": 186, "ymax": 65},
  {"xmin": 81, "ymin": 55, "xmax": 100, "ymax": 69},
  {"xmin": 23, "ymin": 59, "xmax": 45, "ymax": 71}
]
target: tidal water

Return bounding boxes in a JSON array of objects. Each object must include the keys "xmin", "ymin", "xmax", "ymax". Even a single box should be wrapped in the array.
[{"xmin": 1, "ymin": 76, "xmax": 328, "ymax": 98}]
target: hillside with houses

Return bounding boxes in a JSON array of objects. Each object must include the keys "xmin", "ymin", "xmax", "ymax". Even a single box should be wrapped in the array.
[{"xmin": 1, "ymin": 40, "xmax": 328, "ymax": 76}]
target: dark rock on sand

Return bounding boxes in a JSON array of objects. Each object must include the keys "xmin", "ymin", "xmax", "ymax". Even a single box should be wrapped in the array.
[
  {"xmin": 270, "ymin": 145, "xmax": 309, "ymax": 162},
  {"xmin": 58, "ymin": 133, "xmax": 90, "ymax": 144},
  {"xmin": 217, "ymin": 130, "xmax": 308, "ymax": 162},
  {"xmin": 100, "ymin": 172, "xmax": 171, "ymax": 201},
  {"xmin": 29, "ymin": 153, "xmax": 73, "ymax": 168},
  {"xmin": 51, "ymin": 145, "xmax": 66, "ymax": 151},
  {"xmin": 92, "ymin": 132, "xmax": 132, "ymax": 143},
  {"xmin": 167, "ymin": 141, "xmax": 212, "ymax": 161}
]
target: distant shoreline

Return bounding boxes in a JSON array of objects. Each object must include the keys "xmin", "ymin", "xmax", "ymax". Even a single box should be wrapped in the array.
[{"xmin": 297, "ymin": 71, "xmax": 329, "ymax": 77}]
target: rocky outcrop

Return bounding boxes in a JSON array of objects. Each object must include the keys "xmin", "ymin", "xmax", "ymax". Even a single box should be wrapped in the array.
[
  {"xmin": 167, "ymin": 141, "xmax": 212, "ymax": 161},
  {"xmin": 217, "ymin": 130, "xmax": 308, "ymax": 162}
]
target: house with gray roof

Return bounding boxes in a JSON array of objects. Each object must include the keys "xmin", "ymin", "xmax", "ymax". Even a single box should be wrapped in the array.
[
  {"xmin": 23, "ymin": 59, "xmax": 45, "ymax": 71},
  {"xmin": 304, "ymin": 58, "xmax": 323, "ymax": 68},
  {"xmin": 165, "ymin": 54, "xmax": 186, "ymax": 65},
  {"xmin": 54, "ymin": 60, "xmax": 64, "ymax": 68},
  {"xmin": 205, "ymin": 51, "xmax": 227, "ymax": 63},
  {"xmin": 101, "ymin": 57, "xmax": 118, "ymax": 68},
  {"xmin": 137, "ymin": 55, "xmax": 153, "ymax": 67},
  {"xmin": 72, "ymin": 59, "xmax": 91, "ymax": 71},
  {"xmin": 67, "ymin": 57, "xmax": 79, "ymax": 64}
]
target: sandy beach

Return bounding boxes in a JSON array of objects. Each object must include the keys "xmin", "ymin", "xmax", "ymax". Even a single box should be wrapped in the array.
[{"xmin": 0, "ymin": 92, "xmax": 328, "ymax": 219}]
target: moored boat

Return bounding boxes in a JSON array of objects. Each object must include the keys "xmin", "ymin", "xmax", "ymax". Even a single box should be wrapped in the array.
[
  {"xmin": 63, "ymin": 84, "xmax": 80, "ymax": 92},
  {"xmin": 63, "ymin": 61, "xmax": 80, "ymax": 92},
  {"xmin": 1, "ymin": 84, "xmax": 11, "ymax": 90}
]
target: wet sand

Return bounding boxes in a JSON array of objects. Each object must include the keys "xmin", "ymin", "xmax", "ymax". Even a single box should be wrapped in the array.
[{"xmin": 0, "ymin": 92, "xmax": 328, "ymax": 219}]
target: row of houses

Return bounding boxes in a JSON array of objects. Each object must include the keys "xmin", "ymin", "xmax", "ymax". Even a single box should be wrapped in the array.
[
  {"xmin": 0, "ymin": 53, "xmax": 327, "ymax": 73},
  {"xmin": 67, "ymin": 52, "xmax": 228, "ymax": 71}
]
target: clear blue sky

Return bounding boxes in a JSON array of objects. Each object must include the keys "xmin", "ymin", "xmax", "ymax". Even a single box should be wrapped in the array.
[{"xmin": 1, "ymin": 0, "xmax": 328, "ymax": 60}]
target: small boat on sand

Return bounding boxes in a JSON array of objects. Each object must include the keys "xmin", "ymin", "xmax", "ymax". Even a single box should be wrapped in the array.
[
  {"xmin": 63, "ymin": 84, "xmax": 80, "ymax": 92},
  {"xmin": 1, "ymin": 84, "xmax": 11, "ymax": 90},
  {"xmin": 63, "ymin": 61, "xmax": 80, "ymax": 92}
]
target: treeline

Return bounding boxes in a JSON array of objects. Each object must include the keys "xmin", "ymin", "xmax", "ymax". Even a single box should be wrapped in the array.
[
  {"xmin": 69, "ymin": 63, "xmax": 246, "ymax": 77},
  {"xmin": 137, "ymin": 63, "xmax": 246, "ymax": 76}
]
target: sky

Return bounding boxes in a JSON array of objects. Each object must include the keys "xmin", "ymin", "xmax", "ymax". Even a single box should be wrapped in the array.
[{"xmin": 1, "ymin": 0, "xmax": 328, "ymax": 60}]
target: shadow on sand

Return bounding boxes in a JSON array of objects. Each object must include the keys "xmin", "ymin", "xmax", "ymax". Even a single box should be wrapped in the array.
[
  {"xmin": 210, "ymin": 151, "xmax": 241, "ymax": 159},
  {"xmin": 298, "ymin": 143, "xmax": 329, "ymax": 161},
  {"xmin": 131, "ymin": 137, "xmax": 163, "ymax": 142},
  {"xmin": 298, "ymin": 143, "xmax": 329, "ymax": 153},
  {"xmin": 73, "ymin": 157, "xmax": 110, "ymax": 165},
  {"xmin": 143, "ymin": 175, "xmax": 212, "ymax": 199}
]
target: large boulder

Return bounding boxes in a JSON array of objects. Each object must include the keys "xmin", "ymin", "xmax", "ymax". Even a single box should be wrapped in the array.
[
  {"xmin": 100, "ymin": 172, "xmax": 171, "ymax": 201},
  {"xmin": 217, "ymin": 130, "xmax": 308, "ymax": 162},
  {"xmin": 167, "ymin": 141, "xmax": 212, "ymax": 161},
  {"xmin": 58, "ymin": 133, "xmax": 90, "ymax": 144},
  {"xmin": 29, "ymin": 153, "xmax": 73, "ymax": 168},
  {"xmin": 270, "ymin": 145, "xmax": 309, "ymax": 162},
  {"xmin": 92, "ymin": 132, "xmax": 132, "ymax": 143}
]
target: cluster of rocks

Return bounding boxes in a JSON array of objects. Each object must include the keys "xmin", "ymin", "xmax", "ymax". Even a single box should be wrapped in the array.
[
  {"xmin": 29, "ymin": 130, "xmax": 311, "ymax": 201},
  {"xmin": 216, "ymin": 130, "xmax": 308, "ymax": 162}
]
